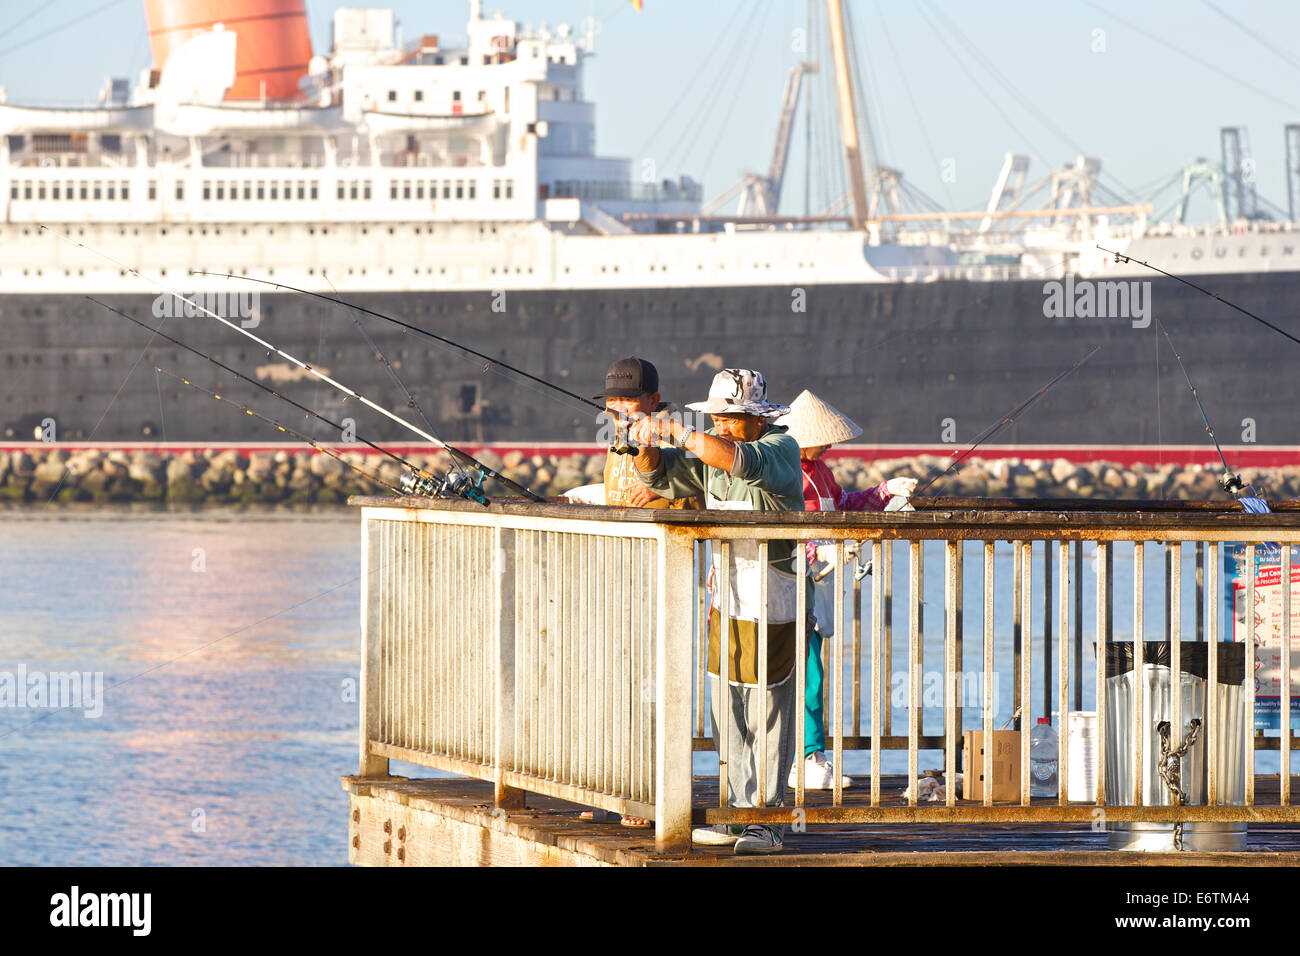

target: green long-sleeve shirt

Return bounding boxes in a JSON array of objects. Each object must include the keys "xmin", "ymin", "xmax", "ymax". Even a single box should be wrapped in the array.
[
  {"xmin": 635, "ymin": 424, "xmax": 804, "ymax": 513},
  {"xmin": 637, "ymin": 424, "xmax": 806, "ymax": 684}
]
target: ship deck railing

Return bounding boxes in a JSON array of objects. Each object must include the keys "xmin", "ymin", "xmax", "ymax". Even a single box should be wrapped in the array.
[{"xmin": 350, "ymin": 495, "xmax": 1300, "ymax": 853}]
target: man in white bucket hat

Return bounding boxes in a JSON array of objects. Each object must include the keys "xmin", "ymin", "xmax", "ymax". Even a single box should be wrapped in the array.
[
  {"xmin": 777, "ymin": 389, "xmax": 917, "ymax": 789},
  {"xmin": 627, "ymin": 368, "xmax": 801, "ymax": 855}
]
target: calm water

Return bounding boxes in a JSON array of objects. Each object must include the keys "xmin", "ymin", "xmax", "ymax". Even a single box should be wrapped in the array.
[
  {"xmin": 1, "ymin": 511, "xmax": 1283, "ymax": 866},
  {"xmin": 0, "ymin": 506, "xmax": 382, "ymax": 866}
]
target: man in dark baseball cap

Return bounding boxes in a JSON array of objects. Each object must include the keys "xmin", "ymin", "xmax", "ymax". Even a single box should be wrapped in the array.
[
  {"xmin": 592, "ymin": 357, "xmax": 661, "ymax": 403},
  {"xmin": 572, "ymin": 356, "xmax": 697, "ymax": 829},
  {"xmin": 593, "ymin": 357, "xmax": 679, "ymax": 510}
]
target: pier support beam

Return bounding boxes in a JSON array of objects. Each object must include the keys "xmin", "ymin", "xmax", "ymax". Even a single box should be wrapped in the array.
[
  {"xmin": 655, "ymin": 530, "xmax": 695, "ymax": 853},
  {"xmin": 359, "ymin": 514, "xmax": 389, "ymax": 778}
]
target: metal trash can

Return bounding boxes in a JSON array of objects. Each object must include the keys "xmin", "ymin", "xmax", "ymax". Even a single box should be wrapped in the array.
[{"xmin": 1103, "ymin": 642, "xmax": 1247, "ymax": 851}]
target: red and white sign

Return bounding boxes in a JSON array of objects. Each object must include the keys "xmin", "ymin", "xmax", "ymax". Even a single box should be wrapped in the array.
[{"xmin": 1230, "ymin": 560, "xmax": 1300, "ymax": 708}]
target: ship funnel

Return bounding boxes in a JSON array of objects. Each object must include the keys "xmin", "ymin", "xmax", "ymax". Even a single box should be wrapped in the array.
[{"xmin": 143, "ymin": 0, "xmax": 313, "ymax": 100}]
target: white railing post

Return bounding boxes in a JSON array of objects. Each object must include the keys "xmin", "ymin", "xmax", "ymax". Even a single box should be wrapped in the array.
[
  {"xmin": 655, "ymin": 528, "xmax": 695, "ymax": 853},
  {"xmin": 359, "ymin": 512, "xmax": 389, "ymax": 777},
  {"xmin": 494, "ymin": 525, "xmax": 525, "ymax": 809}
]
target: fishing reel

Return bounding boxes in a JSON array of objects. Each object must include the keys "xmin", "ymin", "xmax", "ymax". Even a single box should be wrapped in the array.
[
  {"xmin": 399, "ymin": 471, "xmax": 442, "ymax": 497},
  {"xmin": 1220, "ymin": 472, "xmax": 1246, "ymax": 497},
  {"xmin": 1219, "ymin": 470, "xmax": 1271, "ymax": 513},
  {"xmin": 444, "ymin": 470, "xmax": 489, "ymax": 505},
  {"xmin": 399, "ymin": 470, "xmax": 489, "ymax": 505},
  {"xmin": 609, "ymin": 422, "xmax": 637, "ymax": 456}
]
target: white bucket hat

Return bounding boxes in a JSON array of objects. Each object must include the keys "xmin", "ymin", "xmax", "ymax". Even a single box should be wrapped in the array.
[
  {"xmin": 686, "ymin": 368, "xmax": 789, "ymax": 418},
  {"xmin": 776, "ymin": 389, "xmax": 863, "ymax": 448}
]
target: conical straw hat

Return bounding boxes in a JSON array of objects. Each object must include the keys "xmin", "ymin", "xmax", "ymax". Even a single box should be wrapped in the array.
[{"xmin": 776, "ymin": 389, "xmax": 863, "ymax": 448}]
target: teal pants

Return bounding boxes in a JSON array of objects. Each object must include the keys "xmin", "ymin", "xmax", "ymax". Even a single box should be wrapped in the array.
[{"xmin": 804, "ymin": 625, "xmax": 826, "ymax": 758}]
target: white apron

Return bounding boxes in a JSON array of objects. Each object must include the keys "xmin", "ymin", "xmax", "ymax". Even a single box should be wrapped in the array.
[{"xmin": 706, "ymin": 493, "xmax": 799, "ymax": 624}]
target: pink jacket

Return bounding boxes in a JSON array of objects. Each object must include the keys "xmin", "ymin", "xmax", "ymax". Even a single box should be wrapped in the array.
[{"xmin": 801, "ymin": 458, "xmax": 890, "ymax": 513}]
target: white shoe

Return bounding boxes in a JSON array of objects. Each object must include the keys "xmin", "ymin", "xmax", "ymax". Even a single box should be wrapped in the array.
[
  {"xmin": 692, "ymin": 824, "xmax": 744, "ymax": 846},
  {"xmin": 788, "ymin": 751, "xmax": 852, "ymax": 790}
]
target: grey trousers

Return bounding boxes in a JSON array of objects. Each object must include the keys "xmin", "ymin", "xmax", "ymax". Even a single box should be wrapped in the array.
[{"xmin": 709, "ymin": 672, "xmax": 797, "ymax": 831}]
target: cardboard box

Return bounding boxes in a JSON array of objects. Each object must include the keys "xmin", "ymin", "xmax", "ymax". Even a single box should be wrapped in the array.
[{"xmin": 962, "ymin": 730, "xmax": 1022, "ymax": 801}]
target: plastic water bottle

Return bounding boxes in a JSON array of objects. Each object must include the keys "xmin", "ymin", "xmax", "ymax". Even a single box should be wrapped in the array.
[{"xmin": 1030, "ymin": 718, "xmax": 1058, "ymax": 797}]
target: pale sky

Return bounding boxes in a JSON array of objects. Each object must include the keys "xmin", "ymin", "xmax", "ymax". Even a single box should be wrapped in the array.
[{"xmin": 5, "ymin": 0, "xmax": 1300, "ymax": 222}]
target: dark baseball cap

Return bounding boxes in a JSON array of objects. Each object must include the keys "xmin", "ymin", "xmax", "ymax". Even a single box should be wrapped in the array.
[{"xmin": 593, "ymin": 357, "xmax": 659, "ymax": 399}]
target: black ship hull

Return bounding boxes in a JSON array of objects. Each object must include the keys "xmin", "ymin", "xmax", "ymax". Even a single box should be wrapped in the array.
[{"xmin": 2, "ymin": 272, "xmax": 1295, "ymax": 448}]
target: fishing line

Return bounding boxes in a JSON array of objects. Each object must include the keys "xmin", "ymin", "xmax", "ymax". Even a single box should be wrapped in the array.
[
  {"xmin": 88, "ymin": 297, "xmax": 540, "ymax": 501},
  {"xmin": 42, "ymin": 225, "xmax": 450, "ymax": 448},
  {"xmin": 45, "ymin": 225, "xmax": 540, "ymax": 500},
  {"xmin": 156, "ymin": 367, "xmax": 410, "ymax": 497},
  {"xmin": 155, "ymin": 366, "xmax": 166, "ymax": 442},
  {"xmin": 1154, "ymin": 315, "xmax": 1163, "ymax": 468},
  {"xmin": 912, "ymin": 345, "xmax": 1101, "ymax": 498},
  {"xmin": 321, "ymin": 271, "xmax": 473, "ymax": 486},
  {"xmin": 1155, "ymin": 317, "xmax": 1268, "ymax": 509},
  {"xmin": 1095, "ymin": 244, "xmax": 1282, "ymax": 512},
  {"xmin": 1155, "ymin": 318, "xmax": 1233, "ymax": 477},
  {"xmin": 89, "ymin": 297, "xmax": 438, "ymax": 480},
  {"xmin": 190, "ymin": 270, "xmax": 610, "ymax": 415},
  {"xmin": 1097, "ymin": 244, "xmax": 1300, "ymax": 348},
  {"xmin": 191, "ymin": 269, "xmax": 644, "ymax": 450}
]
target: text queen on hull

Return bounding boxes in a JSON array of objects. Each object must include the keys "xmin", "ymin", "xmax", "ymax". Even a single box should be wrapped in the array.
[{"xmin": 5, "ymin": 1, "xmax": 1300, "ymax": 448}]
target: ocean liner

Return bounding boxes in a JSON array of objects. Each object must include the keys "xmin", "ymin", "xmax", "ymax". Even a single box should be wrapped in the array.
[{"xmin": 4, "ymin": 0, "xmax": 1300, "ymax": 450}]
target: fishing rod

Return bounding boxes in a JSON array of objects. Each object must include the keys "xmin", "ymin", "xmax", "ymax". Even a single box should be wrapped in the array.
[
  {"xmin": 1096, "ymin": 244, "xmax": 1300, "ymax": 348},
  {"xmin": 1155, "ymin": 318, "xmax": 1271, "ymax": 513},
  {"xmin": 911, "ymin": 345, "xmax": 1102, "ymax": 498},
  {"xmin": 191, "ymin": 270, "xmax": 608, "ymax": 412},
  {"xmin": 155, "ymin": 367, "xmax": 410, "ymax": 497},
  {"xmin": 189, "ymin": 269, "xmax": 643, "ymax": 453},
  {"xmin": 87, "ymin": 296, "xmax": 506, "ymax": 503},
  {"xmin": 42, "ymin": 225, "xmax": 542, "ymax": 502},
  {"xmin": 1087, "ymin": 243, "xmax": 1281, "ymax": 512},
  {"xmin": 319, "ymin": 271, "xmax": 473, "ymax": 486},
  {"xmin": 94, "ymin": 298, "xmax": 429, "ymax": 475}
]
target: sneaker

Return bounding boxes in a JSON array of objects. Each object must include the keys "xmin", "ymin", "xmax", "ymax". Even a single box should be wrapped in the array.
[
  {"xmin": 692, "ymin": 824, "xmax": 744, "ymax": 846},
  {"xmin": 788, "ymin": 751, "xmax": 853, "ymax": 790},
  {"xmin": 734, "ymin": 825, "xmax": 783, "ymax": 855}
]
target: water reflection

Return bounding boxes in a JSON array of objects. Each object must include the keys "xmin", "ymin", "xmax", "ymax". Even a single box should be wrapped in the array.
[{"xmin": 0, "ymin": 506, "xmax": 364, "ymax": 866}]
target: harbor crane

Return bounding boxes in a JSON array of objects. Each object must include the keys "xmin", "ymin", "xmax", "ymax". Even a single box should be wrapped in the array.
[{"xmin": 703, "ymin": 61, "xmax": 816, "ymax": 216}]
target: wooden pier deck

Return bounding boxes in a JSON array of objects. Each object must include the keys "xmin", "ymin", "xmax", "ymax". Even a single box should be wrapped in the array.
[{"xmin": 343, "ymin": 774, "xmax": 1300, "ymax": 867}]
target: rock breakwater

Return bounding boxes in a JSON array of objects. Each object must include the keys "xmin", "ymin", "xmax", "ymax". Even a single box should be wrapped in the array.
[{"xmin": 2, "ymin": 448, "xmax": 1295, "ymax": 504}]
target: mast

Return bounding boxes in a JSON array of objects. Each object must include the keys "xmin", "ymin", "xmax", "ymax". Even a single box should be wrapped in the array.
[{"xmin": 825, "ymin": 0, "xmax": 869, "ymax": 229}]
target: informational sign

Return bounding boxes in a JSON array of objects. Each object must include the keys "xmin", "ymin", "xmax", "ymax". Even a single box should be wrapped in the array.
[{"xmin": 1223, "ymin": 543, "xmax": 1300, "ymax": 730}]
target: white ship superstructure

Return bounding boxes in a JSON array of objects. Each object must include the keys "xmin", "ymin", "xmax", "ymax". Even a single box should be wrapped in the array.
[
  {"xmin": 6, "ymin": 1, "xmax": 1300, "ymax": 449},
  {"xmin": 7, "ymin": 2, "xmax": 870, "ymax": 294},
  {"xmin": 4, "ymin": 1, "xmax": 1300, "ymax": 296}
]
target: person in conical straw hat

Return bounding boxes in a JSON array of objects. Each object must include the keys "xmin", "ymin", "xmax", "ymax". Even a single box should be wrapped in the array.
[{"xmin": 775, "ymin": 389, "xmax": 917, "ymax": 789}]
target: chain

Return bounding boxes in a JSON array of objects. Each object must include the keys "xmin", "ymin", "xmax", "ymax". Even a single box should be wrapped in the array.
[{"xmin": 1157, "ymin": 718, "xmax": 1203, "ymax": 851}]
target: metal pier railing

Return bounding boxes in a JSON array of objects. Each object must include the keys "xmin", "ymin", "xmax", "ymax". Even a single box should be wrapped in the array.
[{"xmin": 352, "ymin": 497, "xmax": 1300, "ymax": 852}]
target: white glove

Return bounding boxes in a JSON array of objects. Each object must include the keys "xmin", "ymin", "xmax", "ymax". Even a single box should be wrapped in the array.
[
  {"xmin": 814, "ymin": 543, "xmax": 840, "ymax": 565},
  {"xmin": 885, "ymin": 477, "xmax": 917, "ymax": 499}
]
